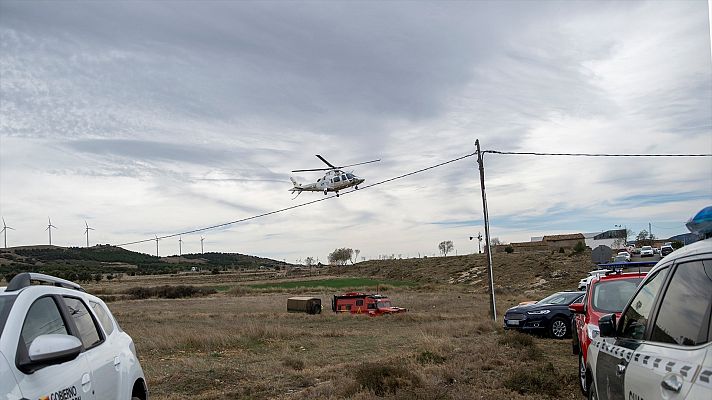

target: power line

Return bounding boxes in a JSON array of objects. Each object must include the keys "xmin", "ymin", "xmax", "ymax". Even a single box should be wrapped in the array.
[
  {"xmin": 484, "ymin": 151, "xmax": 711, "ymax": 157},
  {"xmin": 117, "ymin": 152, "xmax": 477, "ymax": 247},
  {"xmin": 116, "ymin": 149, "xmax": 709, "ymax": 248}
]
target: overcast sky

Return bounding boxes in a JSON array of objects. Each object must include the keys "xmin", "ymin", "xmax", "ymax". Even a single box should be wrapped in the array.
[{"xmin": 1, "ymin": 0, "xmax": 710, "ymax": 262}]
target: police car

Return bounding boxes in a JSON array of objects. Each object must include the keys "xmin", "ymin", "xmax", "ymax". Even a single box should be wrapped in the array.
[
  {"xmin": 0, "ymin": 273, "xmax": 148, "ymax": 400},
  {"xmin": 585, "ymin": 207, "xmax": 712, "ymax": 400}
]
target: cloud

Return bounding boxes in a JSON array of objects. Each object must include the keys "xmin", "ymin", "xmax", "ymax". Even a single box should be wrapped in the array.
[{"xmin": 1, "ymin": 1, "xmax": 710, "ymax": 259}]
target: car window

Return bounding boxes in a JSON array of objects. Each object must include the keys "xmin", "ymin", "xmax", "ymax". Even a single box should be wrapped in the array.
[
  {"xmin": 63, "ymin": 297, "xmax": 102, "ymax": 349},
  {"xmin": 537, "ymin": 292, "xmax": 582, "ymax": 305},
  {"xmin": 592, "ymin": 278, "xmax": 644, "ymax": 313},
  {"xmin": 21, "ymin": 296, "xmax": 68, "ymax": 348},
  {"xmin": 650, "ymin": 260, "xmax": 712, "ymax": 346},
  {"xmin": 90, "ymin": 301, "xmax": 114, "ymax": 336},
  {"xmin": 0, "ymin": 296, "xmax": 16, "ymax": 339},
  {"xmin": 619, "ymin": 267, "xmax": 669, "ymax": 340}
]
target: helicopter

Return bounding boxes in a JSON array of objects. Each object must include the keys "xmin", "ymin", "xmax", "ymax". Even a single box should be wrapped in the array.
[{"xmin": 289, "ymin": 155, "xmax": 380, "ymax": 198}]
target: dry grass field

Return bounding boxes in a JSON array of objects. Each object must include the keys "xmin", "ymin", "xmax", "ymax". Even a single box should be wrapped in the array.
[{"xmin": 100, "ymin": 282, "xmax": 584, "ymax": 399}]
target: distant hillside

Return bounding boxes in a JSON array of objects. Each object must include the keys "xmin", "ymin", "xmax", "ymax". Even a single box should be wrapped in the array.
[
  {"xmin": 326, "ymin": 251, "xmax": 598, "ymax": 294},
  {"xmin": 0, "ymin": 245, "xmax": 290, "ymax": 283}
]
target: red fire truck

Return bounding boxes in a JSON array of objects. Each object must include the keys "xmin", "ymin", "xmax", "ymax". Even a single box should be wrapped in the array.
[{"xmin": 331, "ymin": 292, "xmax": 407, "ymax": 316}]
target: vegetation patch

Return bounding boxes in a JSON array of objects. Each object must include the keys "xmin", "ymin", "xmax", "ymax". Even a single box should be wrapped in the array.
[
  {"xmin": 416, "ymin": 350, "xmax": 446, "ymax": 365},
  {"xmin": 498, "ymin": 331, "xmax": 535, "ymax": 348},
  {"xmin": 354, "ymin": 362, "xmax": 421, "ymax": 396},
  {"xmin": 249, "ymin": 277, "xmax": 413, "ymax": 290},
  {"xmin": 124, "ymin": 285, "xmax": 216, "ymax": 299},
  {"xmin": 504, "ymin": 362, "xmax": 571, "ymax": 397}
]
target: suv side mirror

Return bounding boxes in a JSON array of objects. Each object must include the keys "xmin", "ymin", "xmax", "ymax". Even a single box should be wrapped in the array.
[
  {"xmin": 18, "ymin": 334, "xmax": 82, "ymax": 373},
  {"xmin": 599, "ymin": 314, "xmax": 617, "ymax": 337},
  {"xmin": 569, "ymin": 302, "xmax": 584, "ymax": 314}
]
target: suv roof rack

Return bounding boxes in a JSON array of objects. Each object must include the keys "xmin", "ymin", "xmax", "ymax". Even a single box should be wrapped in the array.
[{"xmin": 5, "ymin": 272, "xmax": 85, "ymax": 292}]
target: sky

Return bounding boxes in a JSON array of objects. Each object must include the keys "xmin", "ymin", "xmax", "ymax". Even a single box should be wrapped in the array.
[{"xmin": 1, "ymin": 0, "xmax": 711, "ymax": 262}]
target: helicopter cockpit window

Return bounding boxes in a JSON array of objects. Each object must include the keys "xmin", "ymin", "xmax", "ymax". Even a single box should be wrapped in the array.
[
  {"xmin": 346, "ymin": 173, "xmax": 354, "ymax": 180},
  {"xmin": 341, "ymin": 175, "xmax": 347, "ymax": 181},
  {"xmin": 333, "ymin": 176, "xmax": 340, "ymax": 183}
]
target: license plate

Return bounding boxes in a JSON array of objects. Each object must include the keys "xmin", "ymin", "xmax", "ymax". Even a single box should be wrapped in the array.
[{"xmin": 507, "ymin": 320, "xmax": 519, "ymax": 326}]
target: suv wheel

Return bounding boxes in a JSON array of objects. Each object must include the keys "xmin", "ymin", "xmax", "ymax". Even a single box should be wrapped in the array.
[
  {"xmin": 578, "ymin": 352, "xmax": 588, "ymax": 395},
  {"xmin": 549, "ymin": 317, "xmax": 568, "ymax": 339}
]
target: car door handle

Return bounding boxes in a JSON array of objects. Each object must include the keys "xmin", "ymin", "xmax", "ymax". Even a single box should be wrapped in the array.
[
  {"xmin": 616, "ymin": 363, "xmax": 626, "ymax": 376},
  {"xmin": 661, "ymin": 374, "xmax": 683, "ymax": 393},
  {"xmin": 81, "ymin": 373, "xmax": 91, "ymax": 388}
]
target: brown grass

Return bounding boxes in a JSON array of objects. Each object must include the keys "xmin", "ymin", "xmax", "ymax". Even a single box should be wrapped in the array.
[{"xmin": 106, "ymin": 274, "xmax": 582, "ymax": 400}]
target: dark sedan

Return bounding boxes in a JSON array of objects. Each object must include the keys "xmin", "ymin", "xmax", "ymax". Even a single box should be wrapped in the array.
[{"xmin": 503, "ymin": 291, "xmax": 584, "ymax": 339}]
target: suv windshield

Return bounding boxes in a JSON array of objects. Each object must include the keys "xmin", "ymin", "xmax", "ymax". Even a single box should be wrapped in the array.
[
  {"xmin": 537, "ymin": 292, "xmax": 581, "ymax": 305},
  {"xmin": 377, "ymin": 300, "xmax": 392, "ymax": 309},
  {"xmin": 0, "ymin": 296, "xmax": 17, "ymax": 339},
  {"xmin": 592, "ymin": 278, "xmax": 644, "ymax": 313}
]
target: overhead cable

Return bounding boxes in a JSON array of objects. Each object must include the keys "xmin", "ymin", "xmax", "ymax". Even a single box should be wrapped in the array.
[
  {"xmin": 484, "ymin": 151, "xmax": 712, "ymax": 157},
  {"xmin": 117, "ymin": 149, "xmax": 709, "ymax": 247},
  {"xmin": 117, "ymin": 152, "xmax": 477, "ymax": 246}
]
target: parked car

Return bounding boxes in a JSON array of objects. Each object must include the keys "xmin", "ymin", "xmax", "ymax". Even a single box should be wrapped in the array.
[
  {"xmin": 660, "ymin": 244, "xmax": 674, "ymax": 257},
  {"xmin": 503, "ymin": 291, "xmax": 584, "ymax": 339},
  {"xmin": 585, "ymin": 237, "xmax": 712, "ymax": 400},
  {"xmin": 613, "ymin": 254, "xmax": 628, "ymax": 263},
  {"xmin": 616, "ymin": 251, "xmax": 631, "ymax": 262},
  {"xmin": 569, "ymin": 270, "xmax": 647, "ymax": 395},
  {"xmin": 640, "ymin": 245, "xmax": 654, "ymax": 257},
  {"xmin": 578, "ymin": 269, "xmax": 611, "ymax": 291},
  {"xmin": 0, "ymin": 273, "xmax": 148, "ymax": 400}
]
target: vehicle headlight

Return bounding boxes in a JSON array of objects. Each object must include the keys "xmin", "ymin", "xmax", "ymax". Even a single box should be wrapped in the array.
[
  {"xmin": 527, "ymin": 309, "xmax": 550, "ymax": 315},
  {"xmin": 587, "ymin": 324, "xmax": 600, "ymax": 340}
]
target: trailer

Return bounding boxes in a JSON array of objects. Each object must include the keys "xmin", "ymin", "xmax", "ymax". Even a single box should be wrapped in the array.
[{"xmin": 287, "ymin": 296, "xmax": 322, "ymax": 314}]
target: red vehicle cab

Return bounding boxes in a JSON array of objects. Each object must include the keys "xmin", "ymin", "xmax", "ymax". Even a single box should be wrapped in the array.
[
  {"xmin": 331, "ymin": 292, "xmax": 406, "ymax": 316},
  {"xmin": 569, "ymin": 266, "xmax": 650, "ymax": 395}
]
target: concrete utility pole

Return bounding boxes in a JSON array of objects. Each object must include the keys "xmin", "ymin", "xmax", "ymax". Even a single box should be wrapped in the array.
[{"xmin": 476, "ymin": 139, "xmax": 497, "ymax": 321}]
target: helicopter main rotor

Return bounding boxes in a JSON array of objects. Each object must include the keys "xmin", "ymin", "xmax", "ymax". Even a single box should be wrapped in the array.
[{"xmin": 291, "ymin": 154, "xmax": 380, "ymax": 173}]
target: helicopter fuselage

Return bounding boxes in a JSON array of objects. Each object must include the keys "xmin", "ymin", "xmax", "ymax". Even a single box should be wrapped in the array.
[{"xmin": 290, "ymin": 170, "xmax": 365, "ymax": 196}]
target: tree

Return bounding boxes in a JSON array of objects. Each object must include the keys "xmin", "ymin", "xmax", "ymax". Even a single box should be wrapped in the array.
[
  {"xmin": 304, "ymin": 256, "xmax": 315, "ymax": 266},
  {"xmin": 490, "ymin": 237, "xmax": 503, "ymax": 246},
  {"xmin": 328, "ymin": 248, "xmax": 353, "ymax": 265},
  {"xmin": 438, "ymin": 241, "xmax": 454, "ymax": 256},
  {"xmin": 351, "ymin": 249, "xmax": 361, "ymax": 264},
  {"xmin": 636, "ymin": 229, "xmax": 649, "ymax": 242}
]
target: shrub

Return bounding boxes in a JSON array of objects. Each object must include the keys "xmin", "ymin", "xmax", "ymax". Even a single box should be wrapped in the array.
[
  {"xmin": 559, "ymin": 247, "xmax": 565, "ymax": 253},
  {"xmin": 416, "ymin": 350, "xmax": 446, "ymax": 365},
  {"xmin": 504, "ymin": 246, "xmax": 514, "ymax": 254},
  {"xmin": 504, "ymin": 362, "xmax": 570, "ymax": 396},
  {"xmin": 498, "ymin": 332, "xmax": 534, "ymax": 348},
  {"xmin": 282, "ymin": 357, "xmax": 305, "ymax": 371},
  {"xmin": 354, "ymin": 362, "xmax": 421, "ymax": 396},
  {"xmin": 671, "ymin": 240, "xmax": 684, "ymax": 249},
  {"xmin": 573, "ymin": 241, "xmax": 586, "ymax": 254}
]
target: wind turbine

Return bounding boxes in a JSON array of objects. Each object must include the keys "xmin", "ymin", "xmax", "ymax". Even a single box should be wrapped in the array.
[
  {"xmin": 154, "ymin": 235, "xmax": 160, "ymax": 257},
  {"xmin": 84, "ymin": 221, "xmax": 95, "ymax": 247},
  {"xmin": 200, "ymin": 236, "xmax": 205, "ymax": 254},
  {"xmin": 178, "ymin": 236, "xmax": 182, "ymax": 256},
  {"xmin": 45, "ymin": 217, "xmax": 57, "ymax": 245},
  {"xmin": 1, "ymin": 217, "xmax": 14, "ymax": 248}
]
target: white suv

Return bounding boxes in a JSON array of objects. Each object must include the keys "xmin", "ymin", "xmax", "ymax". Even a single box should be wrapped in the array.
[
  {"xmin": 585, "ymin": 238, "xmax": 712, "ymax": 400},
  {"xmin": 0, "ymin": 273, "xmax": 148, "ymax": 400}
]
